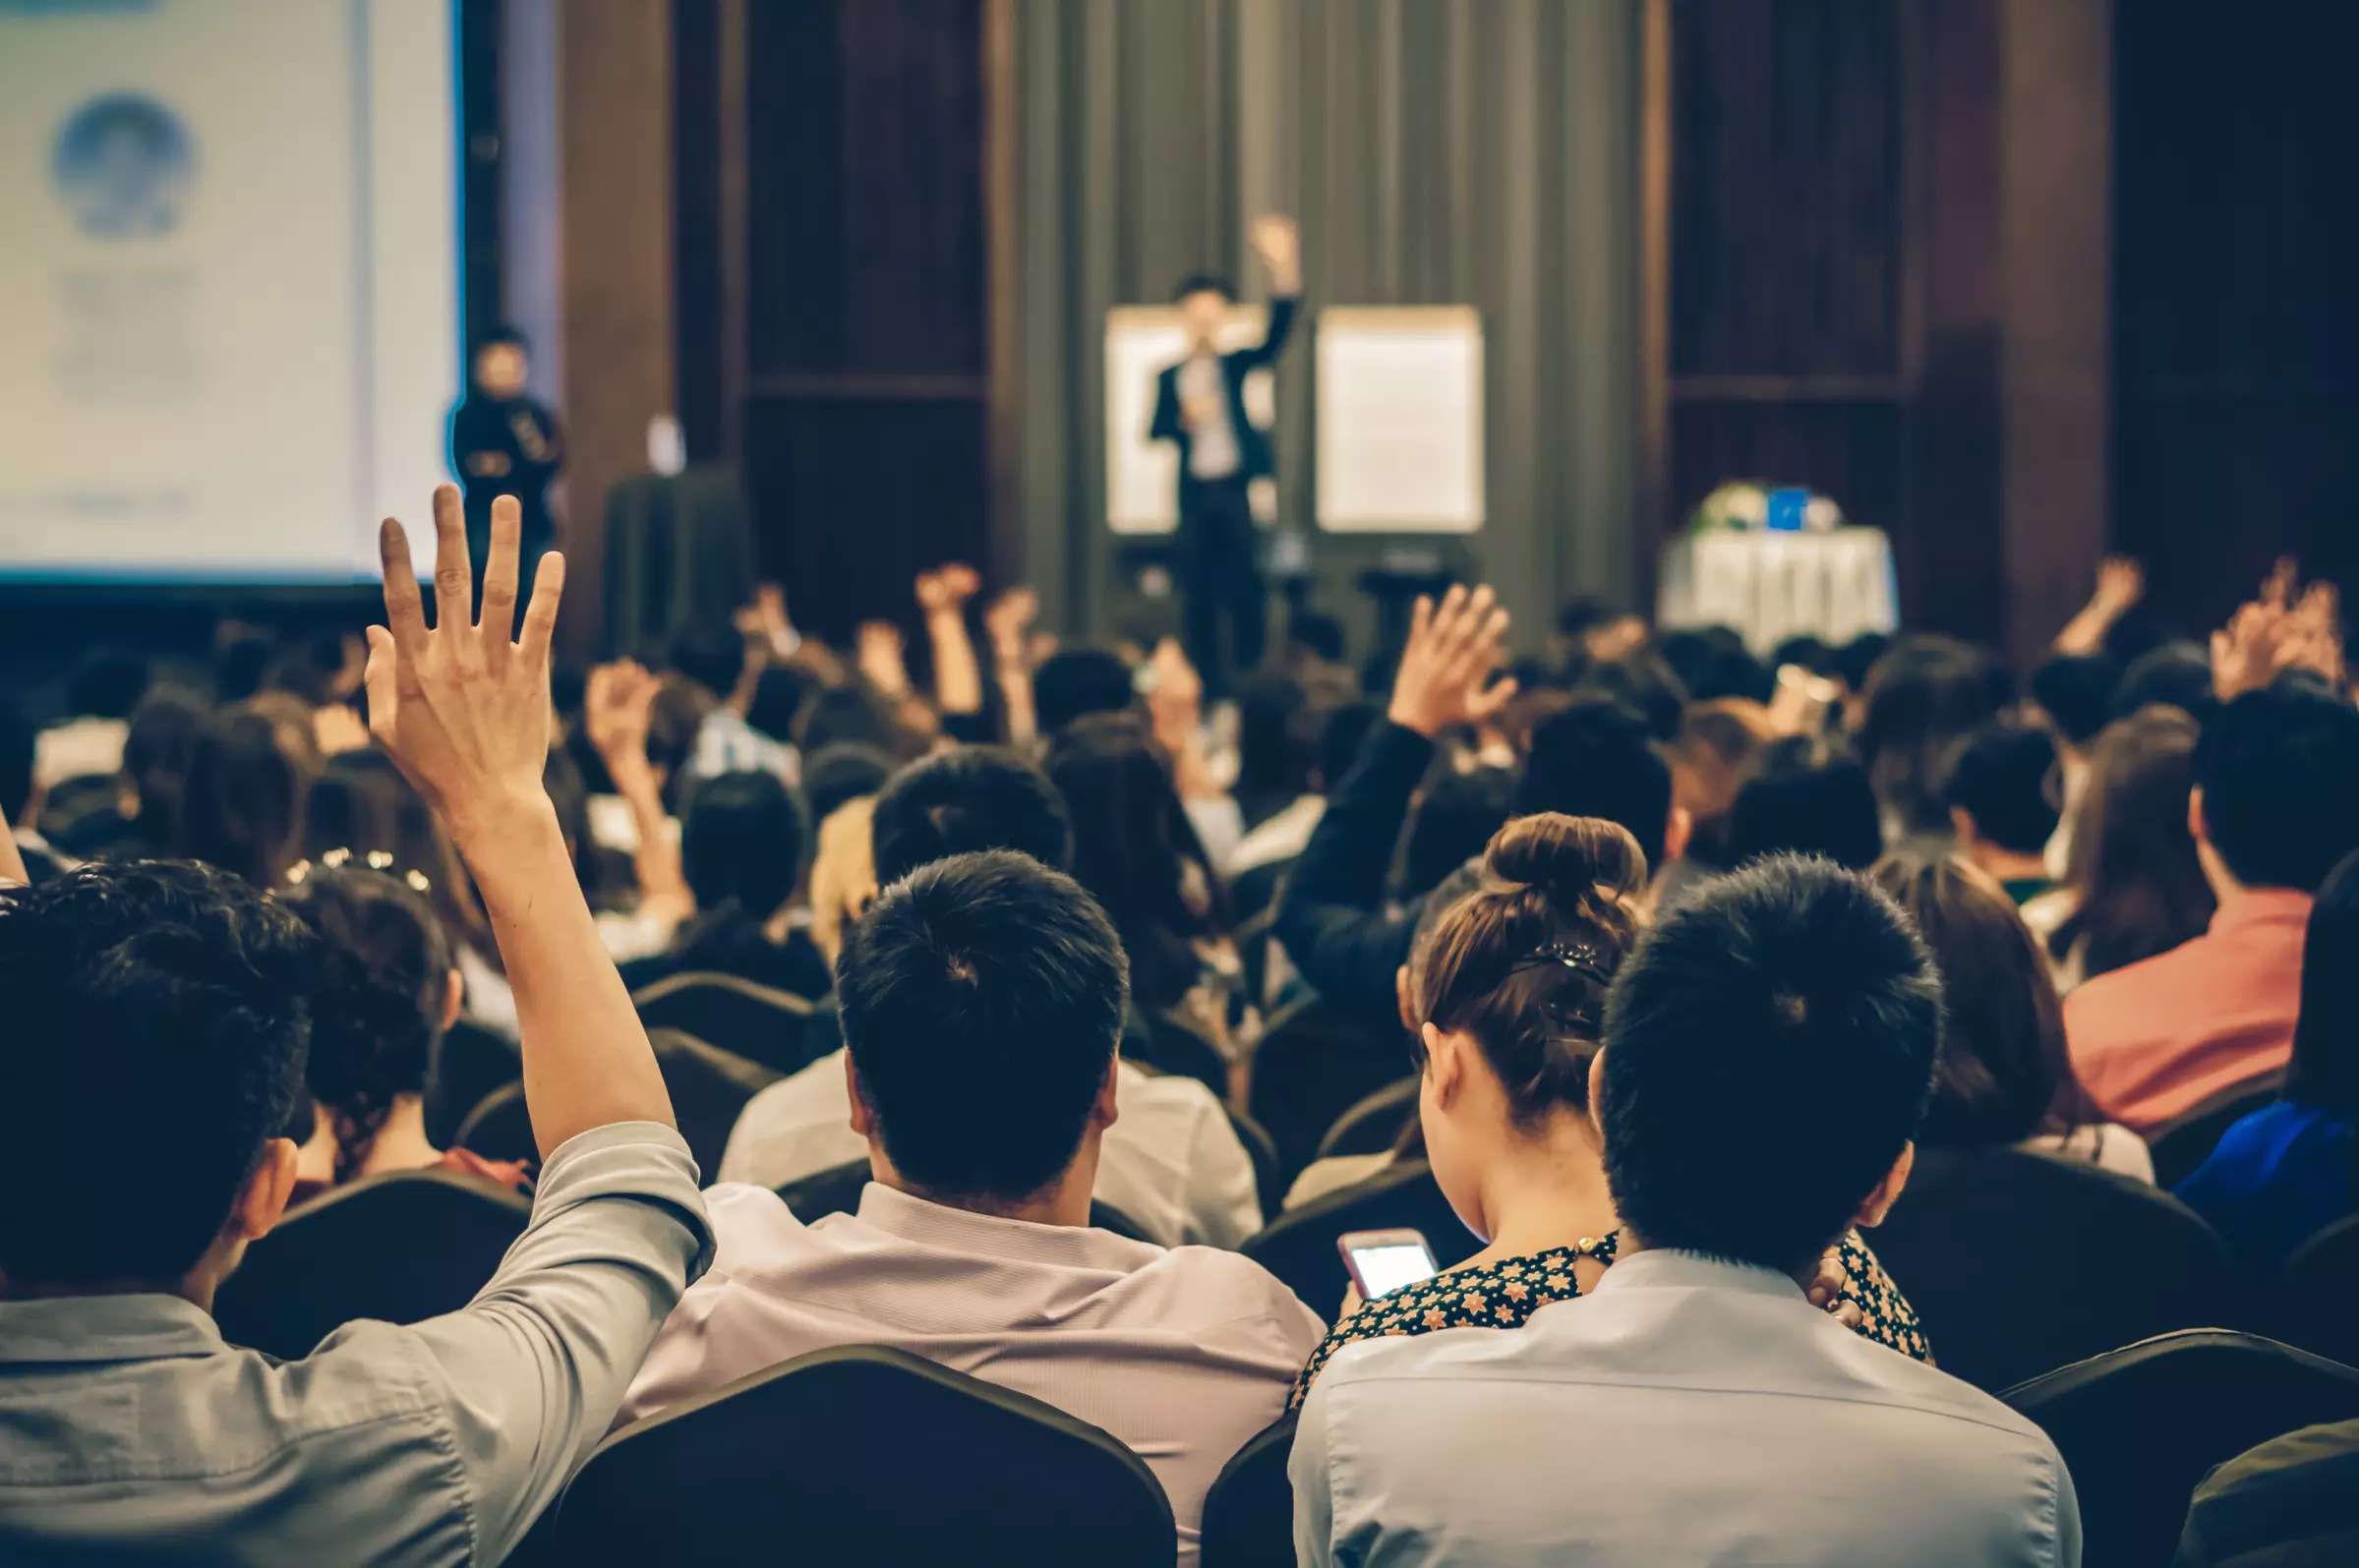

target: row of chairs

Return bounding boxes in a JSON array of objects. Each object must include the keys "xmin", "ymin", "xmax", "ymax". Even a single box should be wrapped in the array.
[{"xmin": 499, "ymin": 1327, "xmax": 2359, "ymax": 1568}]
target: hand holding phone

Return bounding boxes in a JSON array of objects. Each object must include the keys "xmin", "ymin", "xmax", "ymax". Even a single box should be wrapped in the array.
[{"xmin": 1337, "ymin": 1229, "xmax": 1440, "ymax": 1300}]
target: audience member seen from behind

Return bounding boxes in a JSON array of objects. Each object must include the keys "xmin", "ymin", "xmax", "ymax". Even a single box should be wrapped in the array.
[
  {"xmin": 280, "ymin": 862, "xmax": 530, "ymax": 1201},
  {"xmin": 173, "ymin": 703, "xmax": 307, "ymax": 890},
  {"xmin": 2025, "ymin": 706, "xmax": 2213, "ymax": 992},
  {"xmin": 2177, "ymin": 847, "xmax": 2359, "ymax": 1268},
  {"xmin": 1292, "ymin": 817, "xmax": 1931, "ymax": 1407},
  {"xmin": 1293, "ymin": 855, "xmax": 2080, "ymax": 1567},
  {"xmin": 617, "ymin": 770, "xmax": 828, "ymax": 1000},
  {"xmin": 1869, "ymin": 848, "xmax": 2152, "ymax": 1181},
  {"xmin": 0, "ymin": 491, "xmax": 712, "ymax": 1563},
  {"xmin": 625, "ymin": 851, "xmax": 1323, "ymax": 1566},
  {"xmin": 1724, "ymin": 731, "xmax": 1884, "ymax": 871},
  {"xmin": 718, "ymin": 745, "xmax": 1263, "ymax": 1249},
  {"xmin": 1943, "ymin": 721, "xmax": 2063, "ymax": 904},
  {"xmin": 1856, "ymin": 636, "xmax": 1999, "ymax": 842},
  {"xmin": 2026, "ymin": 652, "xmax": 2122, "ymax": 876},
  {"xmin": 49, "ymin": 683, "xmax": 208, "ymax": 859},
  {"xmin": 2066, "ymin": 684, "xmax": 2359, "ymax": 1135}
]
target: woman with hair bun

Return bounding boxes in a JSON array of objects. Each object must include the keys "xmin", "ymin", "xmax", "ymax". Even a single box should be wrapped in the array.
[
  {"xmin": 1292, "ymin": 813, "xmax": 1929, "ymax": 1403},
  {"xmin": 279, "ymin": 863, "xmax": 529, "ymax": 1201}
]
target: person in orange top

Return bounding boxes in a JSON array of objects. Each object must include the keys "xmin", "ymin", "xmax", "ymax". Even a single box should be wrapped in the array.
[{"xmin": 2064, "ymin": 683, "xmax": 2359, "ymax": 1134}]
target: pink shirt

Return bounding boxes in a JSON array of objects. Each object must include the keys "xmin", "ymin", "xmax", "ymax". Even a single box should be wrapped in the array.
[
  {"xmin": 2063, "ymin": 889, "xmax": 2310, "ymax": 1134},
  {"xmin": 621, "ymin": 1182, "xmax": 1327, "ymax": 1566}
]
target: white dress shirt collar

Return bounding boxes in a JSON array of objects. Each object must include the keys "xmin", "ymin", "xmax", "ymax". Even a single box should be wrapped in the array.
[
  {"xmin": 1579, "ymin": 1247, "xmax": 1810, "ymax": 1306},
  {"xmin": 851, "ymin": 1182, "xmax": 1152, "ymax": 1272}
]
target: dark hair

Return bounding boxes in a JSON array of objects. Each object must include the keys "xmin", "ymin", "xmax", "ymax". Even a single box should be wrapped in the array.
[
  {"xmin": 802, "ymin": 741, "xmax": 896, "ymax": 829},
  {"xmin": 1032, "ymin": 648, "xmax": 1136, "ymax": 737},
  {"xmin": 1400, "ymin": 763, "xmax": 1517, "ymax": 900},
  {"xmin": 1942, "ymin": 721, "xmax": 2061, "ymax": 855},
  {"xmin": 1833, "ymin": 633, "xmax": 1892, "ymax": 695},
  {"xmin": 1655, "ymin": 626, "xmax": 1775, "ymax": 706},
  {"xmin": 670, "ymin": 626, "xmax": 746, "ymax": 702},
  {"xmin": 2113, "ymin": 642, "xmax": 2216, "ymax": 725},
  {"xmin": 1857, "ymin": 637, "xmax": 1999, "ymax": 838},
  {"xmin": 838, "ymin": 850, "xmax": 1128, "ymax": 1204},
  {"xmin": 1410, "ymin": 815, "xmax": 1646, "ymax": 1129},
  {"xmin": 118, "ymin": 686, "xmax": 209, "ymax": 851},
  {"xmin": 1671, "ymin": 700, "xmax": 1777, "ymax": 870},
  {"xmin": 1574, "ymin": 651, "xmax": 1686, "ymax": 743},
  {"xmin": 0, "ymin": 700, "xmax": 32, "ymax": 824},
  {"xmin": 1518, "ymin": 696, "xmax": 1674, "ymax": 873},
  {"xmin": 0, "ymin": 860, "xmax": 317, "ymax": 1285},
  {"xmin": 871, "ymin": 746, "xmax": 1073, "ymax": 885},
  {"xmin": 797, "ymin": 683, "xmax": 906, "ymax": 758},
  {"xmin": 1555, "ymin": 598, "xmax": 1616, "ymax": 639},
  {"xmin": 1044, "ymin": 712, "xmax": 1228, "ymax": 1011},
  {"xmin": 300, "ymin": 749, "xmax": 494, "ymax": 962},
  {"xmin": 1726, "ymin": 732, "xmax": 1884, "ymax": 871},
  {"xmin": 2031, "ymin": 654, "xmax": 2124, "ymax": 749},
  {"xmin": 213, "ymin": 628, "xmax": 279, "ymax": 704},
  {"xmin": 1236, "ymin": 675, "xmax": 1311, "ymax": 810},
  {"xmin": 1869, "ymin": 849, "xmax": 2095, "ymax": 1148},
  {"xmin": 1599, "ymin": 854, "xmax": 1943, "ymax": 1272},
  {"xmin": 745, "ymin": 664, "xmax": 819, "ymax": 745},
  {"xmin": 69, "ymin": 647, "xmax": 150, "ymax": 721},
  {"xmin": 1288, "ymin": 610, "xmax": 1347, "ymax": 666},
  {"xmin": 2285, "ymin": 849, "xmax": 2359, "ymax": 1118},
  {"xmin": 681, "ymin": 770, "xmax": 807, "ymax": 922},
  {"xmin": 2050, "ymin": 706, "xmax": 2215, "ymax": 979},
  {"xmin": 1773, "ymin": 634, "xmax": 1839, "ymax": 679},
  {"xmin": 2194, "ymin": 684, "xmax": 2359, "ymax": 895},
  {"xmin": 280, "ymin": 866, "xmax": 453, "ymax": 1183},
  {"xmin": 1171, "ymin": 272, "xmax": 1236, "ymax": 304},
  {"xmin": 175, "ymin": 705, "xmax": 305, "ymax": 888}
]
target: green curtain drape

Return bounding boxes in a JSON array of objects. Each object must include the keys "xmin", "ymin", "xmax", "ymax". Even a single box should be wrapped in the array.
[{"xmin": 1010, "ymin": 0, "xmax": 1642, "ymax": 651}]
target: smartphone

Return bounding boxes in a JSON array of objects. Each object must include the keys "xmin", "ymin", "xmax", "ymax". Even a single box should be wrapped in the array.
[{"xmin": 1337, "ymin": 1228, "xmax": 1440, "ymax": 1299}]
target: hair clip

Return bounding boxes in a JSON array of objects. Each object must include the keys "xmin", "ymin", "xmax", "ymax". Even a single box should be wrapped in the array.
[
  {"xmin": 285, "ymin": 848, "xmax": 432, "ymax": 897},
  {"xmin": 1513, "ymin": 940, "xmax": 1612, "ymax": 985}
]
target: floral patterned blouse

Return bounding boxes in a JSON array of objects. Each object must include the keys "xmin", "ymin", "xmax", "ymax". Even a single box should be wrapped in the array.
[{"xmin": 1291, "ymin": 1229, "xmax": 1931, "ymax": 1407}]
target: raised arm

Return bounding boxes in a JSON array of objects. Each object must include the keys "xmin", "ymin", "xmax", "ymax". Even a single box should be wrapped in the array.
[
  {"xmin": 2052, "ymin": 556, "xmax": 2144, "ymax": 656},
  {"xmin": 918, "ymin": 564, "xmax": 986, "ymax": 722},
  {"xmin": 985, "ymin": 586, "xmax": 1041, "ymax": 749},
  {"xmin": 585, "ymin": 659, "xmax": 694, "ymax": 929},
  {"xmin": 367, "ymin": 488, "xmax": 675, "ymax": 1155},
  {"xmin": 1235, "ymin": 215, "xmax": 1303, "ymax": 369}
]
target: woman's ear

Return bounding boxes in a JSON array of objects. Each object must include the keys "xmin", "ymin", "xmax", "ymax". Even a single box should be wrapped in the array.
[{"xmin": 1423, "ymin": 1021, "xmax": 1466, "ymax": 1108}]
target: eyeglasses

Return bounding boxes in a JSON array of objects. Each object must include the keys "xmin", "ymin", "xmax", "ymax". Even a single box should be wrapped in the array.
[{"xmin": 285, "ymin": 846, "xmax": 432, "ymax": 896}]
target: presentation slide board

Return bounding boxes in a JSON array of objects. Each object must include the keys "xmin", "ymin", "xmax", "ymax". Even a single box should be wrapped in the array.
[
  {"xmin": 1314, "ymin": 306, "xmax": 1484, "ymax": 534},
  {"xmin": 0, "ymin": 0, "xmax": 458, "ymax": 581},
  {"xmin": 1103, "ymin": 304, "xmax": 1273, "ymax": 535}
]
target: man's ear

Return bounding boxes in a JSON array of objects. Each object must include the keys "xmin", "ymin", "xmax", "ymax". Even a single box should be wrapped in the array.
[
  {"xmin": 2188, "ymin": 784, "xmax": 2210, "ymax": 847},
  {"xmin": 1586, "ymin": 1047, "xmax": 1610, "ymax": 1138},
  {"xmin": 844, "ymin": 1051, "xmax": 875, "ymax": 1138},
  {"xmin": 233, "ymin": 1137, "xmax": 302, "ymax": 1242},
  {"xmin": 1853, "ymin": 1141, "xmax": 1916, "ymax": 1229},
  {"xmin": 1948, "ymin": 804, "xmax": 1980, "ymax": 853},
  {"xmin": 1092, "ymin": 1055, "xmax": 1122, "ymax": 1131},
  {"xmin": 1663, "ymin": 804, "xmax": 1692, "ymax": 867}
]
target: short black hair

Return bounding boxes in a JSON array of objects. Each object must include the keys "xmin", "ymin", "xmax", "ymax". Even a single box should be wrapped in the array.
[
  {"xmin": 745, "ymin": 664, "xmax": 819, "ymax": 745},
  {"xmin": 0, "ymin": 860, "xmax": 318, "ymax": 1285},
  {"xmin": 1598, "ymin": 854, "xmax": 1942, "ymax": 1273},
  {"xmin": 2195, "ymin": 684, "xmax": 2359, "ymax": 894},
  {"xmin": 1518, "ymin": 696, "xmax": 1673, "ymax": 874},
  {"xmin": 1726, "ymin": 733, "xmax": 1885, "ymax": 871},
  {"xmin": 1655, "ymin": 626, "xmax": 1774, "ymax": 706},
  {"xmin": 2030, "ymin": 654, "xmax": 2124, "ymax": 748},
  {"xmin": 1287, "ymin": 610, "xmax": 1347, "ymax": 665},
  {"xmin": 801, "ymin": 741, "xmax": 897, "ymax": 829},
  {"xmin": 1032, "ymin": 648, "xmax": 1136, "ymax": 738},
  {"xmin": 669, "ymin": 625, "xmax": 746, "ymax": 702},
  {"xmin": 0, "ymin": 699, "xmax": 33, "ymax": 823},
  {"xmin": 68, "ymin": 646, "xmax": 151, "ymax": 721},
  {"xmin": 1575, "ymin": 650, "xmax": 1687, "ymax": 743},
  {"xmin": 870, "ymin": 746, "xmax": 1073, "ymax": 884},
  {"xmin": 1171, "ymin": 272, "xmax": 1236, "ymax": 304},
  {"xmin": 1402, "ymin": 763, "xmax": 1516, "ymax": 900},
  {"xmin": 1833, "ymin": 632, "xmax": 1892, "ymax": 694},
  {"xmin": 472, "ymin": 322, "xmax": 531, "ymax": 353},
  {"xmin": 838, "ymin": 850, "xmax": 1129, "ymax": 1203},
  {"xmin": 682, "ymin": 770, "xmax": 808, "ymax": 917},
  {"xmin": 1942, "ymin": 721, "xmax": 2061, "ymax": 855},
  {"xmin": 2113, "ymin": 641, "xmax": 2216, "ymax": 726}
]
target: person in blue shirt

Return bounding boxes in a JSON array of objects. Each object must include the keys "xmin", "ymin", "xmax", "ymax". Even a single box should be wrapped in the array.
[{"xmin": 2176, "ymin": 846, "xmax": 2359, "ymax": 1268}]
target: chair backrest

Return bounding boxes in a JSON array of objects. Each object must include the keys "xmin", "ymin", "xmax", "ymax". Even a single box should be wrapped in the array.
[
  {"xmin": 212, "ymin": 1168, "xmax": 531, "ymax": 1360},
  {"xmin": 1247, "ymin": 999, "xmax": 1412, "ymax": 1185},
  {"xmin": 1142, "ymin": 1008, "xmax": 1230, "ymax": 1098},
  {"xmin": 649, "ymin": 1026, "xmax": 781, "ymax": 1180},
  {"xmin": 631, "ymin": 969, "xmax": 817, "ymax": 1076},
  {"xmin": 1315, "ymin": 1077, "xmax": 1419, "ymax": 1162},
  {"xmin": 1867, "ymin": 1144, "xmax": 2244, "ymax": 1391},
  {"xmin": 541, "ymin": 1344, "xmax": 1177, "ymax": 1567},
  {"xmin": 425, "ymin": 1019, "xmax": 520, "ymax": 1149},
  {"xmin": 1227, "ymin": 1107, "xmax": 1285, "ymax": 1224},
  {"xmin": 1199, "ymin": 1414, "xmax": 1297, "ymax": 1568},
  {"xmin": 2149, "ymin": 1071, "xmax": 2287, "ymax": 1189},
  {"xmin": 2003, "ymin": 1330, "xmax": 2359, "ymax": 1568},
  {"xmin": 1241, "ymin": 1159, "xmax": 1476, "ymax": 1315},
  {"xmin": 453, "ymin": 1079, "xmax": 535, "ymax": 1165},
  {"xmin": 2278, "ymin": 1213, "xmax": 2359, "ymax": 1367},
  {"xmin": 775, "ymin": 1158, "xmax": 1151, "ymax": 1242}
]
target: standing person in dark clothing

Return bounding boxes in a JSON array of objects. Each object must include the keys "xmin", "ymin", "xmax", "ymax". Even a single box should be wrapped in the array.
[
  {"xmin": 1149, "ymin": 215, "xmax": 1303, "ymax": 696},
  {"xmin": 448, "ymin": 326, "xmax": 564, "ymax": 622}
]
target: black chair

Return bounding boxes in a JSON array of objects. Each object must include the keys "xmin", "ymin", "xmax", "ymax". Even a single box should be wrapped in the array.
[
  {"xmin": 1143, "ymin": 1007, "xmax": 1231, "ymax": 1099},
  {"xmin": 1241, "ymin": 1159, "xmax": 1476, "ymax": 1315},
  {"xmin": 631, "ymin": 970, "xmax": 818, "ymax": 1076},
  {"xmin": 2278, "ymin": 1213, "xmax": 2359, "ymax": 1367},
  {"xmin": 1315, "ymin": 1077, "xmax": 1420, "ymax": 1162},
  {"xmin": 213, "ymin": 1169, "xmax": 530, "ymax": 1360},
  {"xmin": 453, "ymin": 1080, "xmax": 534, "ymax": 1165},
  {"xmin": 1227, "ymin": 1106, "xmax": 1285, "ymax": 1224},
  {"xmin": 2149, "ymin": 1072, "xmax": 2286, "ymax": 1190},
  {"xmin": 649, "ymin": 1026, "xmax": 780, "ymax": 1180},
  {"xmin": 776, "ymin": 1157, "xmax": 1153, "ymax": 1242},
  {"xmin": 536, "ymin": 1344, "xmax": 1176, "ymax": 1567},
  {"xmin": 1248, "ymin": 999, "xmax": 1411, "ymax": 1185},
  {"xmin": 425, "ymin": 1019, "xmax": 519, "ymax": 1149},
  {"xmin": 2002, "ymin": 1330, "xmax": 2359, "ymax": 1568},
  {"xmin": 1868, "ymin": 1144, "xmax": 2243, "ymax": 1392},
  {"xmin": 1200, "ymin": 1414, "xmax": 1297, "ymax": 1568}
]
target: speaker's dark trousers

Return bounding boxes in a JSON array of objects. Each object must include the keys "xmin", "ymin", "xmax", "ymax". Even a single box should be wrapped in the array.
[{"xmin": 1177, "ymin": 473, "xmax": 1266, "ymax": 696}]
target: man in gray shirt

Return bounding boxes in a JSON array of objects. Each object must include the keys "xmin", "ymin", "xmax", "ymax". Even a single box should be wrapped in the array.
[{"xmin": 0, "ymin": 491, "xmax": 714, "ymax": 1565}]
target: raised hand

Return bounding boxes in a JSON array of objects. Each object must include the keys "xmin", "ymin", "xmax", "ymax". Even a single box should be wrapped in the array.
[
  {"xmin": 1251, "ymin": 214, "xmax": 1301, "ymax": 289},
  {"xmin": 984, "ymin": 585, "xmax": 1039, "ymax": 655},
  {"xmin": 2094, "ymin": 556, "xmax": 2145, "ymax": 614},
  {"xmin": 584, "ymin": 660, "xmax": 661, "ymax": 773},
  {"xmin": 1386, "ymin": 584, "xmax": 1516, "ymax": 739},
  {"xmin": 915, "ymin": 563, "xmax": 981, "ymax": 617},
  {"xmin": 2212, "ymin": 559, "xmax": 2343, "ymax": 701},
  {"xmin": 364, "ymin": 488, "xmax": 562, "ymax": 844},
  {"xmin": 857, "ymin": 620, "xmax": 913, "ymax": 699}
]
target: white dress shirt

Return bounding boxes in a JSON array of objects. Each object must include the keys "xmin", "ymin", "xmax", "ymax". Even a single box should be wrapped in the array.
[
  {"xmin": 1294, "ymin": 1248, "xmax": 2080, "ymax": 1568},
  {"xmin": 622, "ymin": 1182, "xmax": 1326, "ymax": 1566},
  {"xmin": 1179, "ymin": 351, "xmax": 1241, "ymax": 480},
  {"xmin": 717, "ymin": 1049, "xmax": 1264, "ymax": 1249}
]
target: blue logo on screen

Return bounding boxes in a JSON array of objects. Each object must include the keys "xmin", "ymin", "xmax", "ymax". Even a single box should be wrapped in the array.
[{"xmin": 52, "ymin": 92, "xmax": 194, "ymax": 239}]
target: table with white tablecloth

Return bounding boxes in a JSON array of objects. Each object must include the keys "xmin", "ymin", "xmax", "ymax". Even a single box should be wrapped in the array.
[{"xmin": 1657, "ymin": 527, "xmax": 1899, "ymax": 653}]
